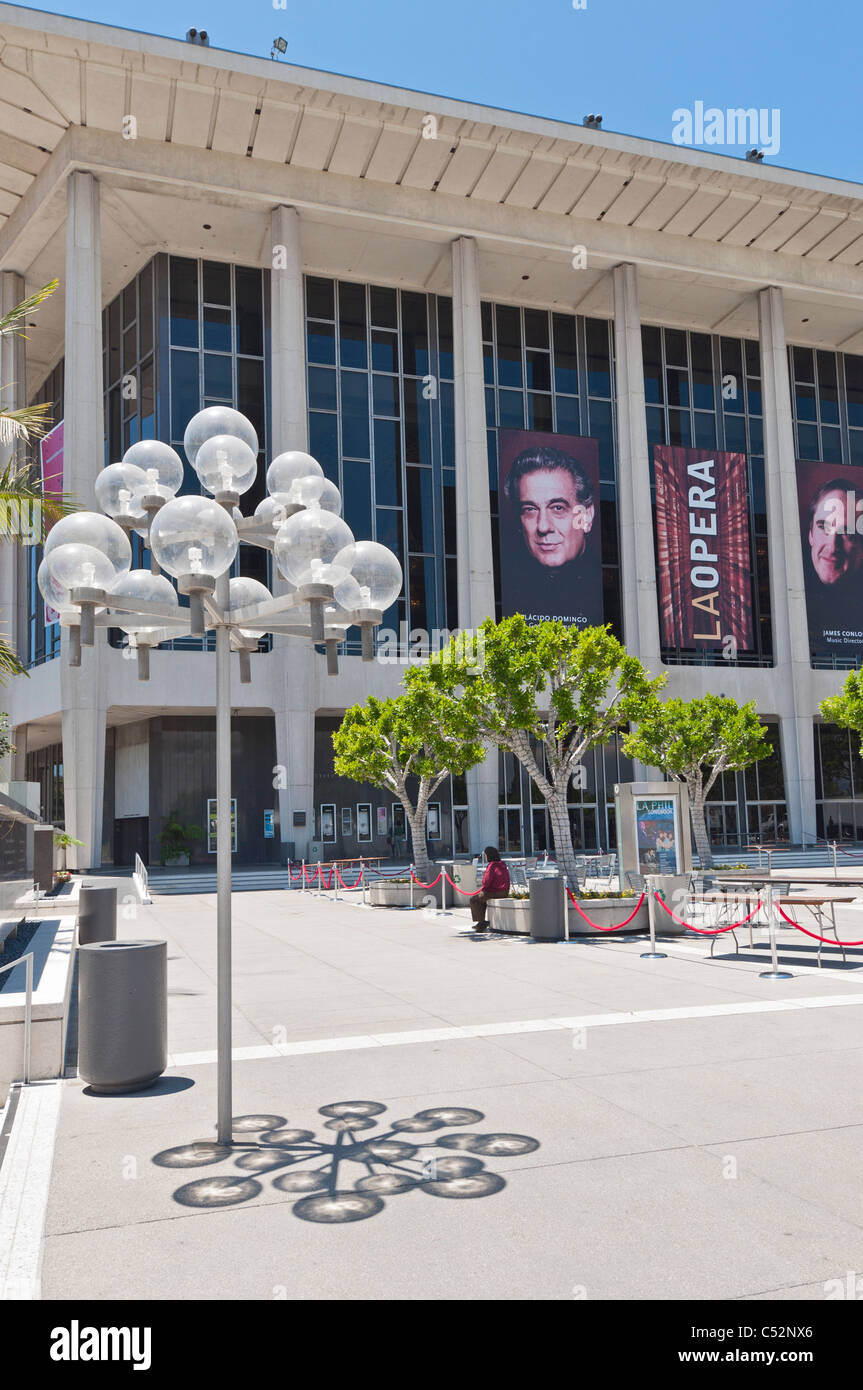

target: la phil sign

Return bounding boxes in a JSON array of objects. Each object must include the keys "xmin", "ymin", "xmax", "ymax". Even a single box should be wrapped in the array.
[{"xmin": 653, "ymin": 446, "xmax": 754, "ymax": 652}]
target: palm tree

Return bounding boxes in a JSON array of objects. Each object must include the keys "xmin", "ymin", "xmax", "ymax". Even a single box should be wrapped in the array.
[{"xmin": 0, "ymin": 278, "xmax": 75, "ymax": 681}]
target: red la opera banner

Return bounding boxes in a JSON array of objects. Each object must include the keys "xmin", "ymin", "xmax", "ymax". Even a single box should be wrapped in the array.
[{"xmin": 653, "ymin": 445, "xmax": 753, "ymax": 651}]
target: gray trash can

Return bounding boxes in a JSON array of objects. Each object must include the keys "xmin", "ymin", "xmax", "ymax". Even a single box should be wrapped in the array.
[
  {"xmin": 77, "ymin": 884, "xmax": 118, "ymax": 945},
  {"xmin": 77, "ymin": 939, "xmax": 167, "ymax": 1093},
  {"xmin": 529, "ymin": 875, "xmax": 566, "ymax": 941}
]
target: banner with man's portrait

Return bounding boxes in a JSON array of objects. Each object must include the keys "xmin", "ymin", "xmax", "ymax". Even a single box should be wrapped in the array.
[
  {"xmin": 497, "ymin": 430, "xmax": 603, "ymax": 628},
  {"xmin": 797, "ymin": 461, "xmax": 863, "ymax": 656},
  {"xmin": 653, "ymin": 445, "xmax": 753, "ymax": 652}
]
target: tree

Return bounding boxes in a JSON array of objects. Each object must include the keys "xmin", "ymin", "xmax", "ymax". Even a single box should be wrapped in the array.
[
  {"xmin": 0, "ymin": 712, "xmax": 13, "ymax": 762},
  {"xmin": 623, "ymin": 694, "xmax": 772, "ymax": 869},
  {"xmin": 1, "ymin": 278, "xmax": 72, "ymax": 680},
  {"xmin": 413, "ymin": 617, "xmax": 662, "ymax": 882},
  {"xmin": 821, "ymin": 672, "xmax": 863, "ymax": 764},
  {"xmin": 333, "ymin": 687, "xmax": 484, "ymax": 881}
]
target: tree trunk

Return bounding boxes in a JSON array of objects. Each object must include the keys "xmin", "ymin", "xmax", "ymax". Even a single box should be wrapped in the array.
[
  {"xmin": 546, "ymin": 789, "xmax": 579, "ymax": 883},
  {"xmin": 406, "ymin": 805, "xmax": 433, "ymax": 883},
  {"xmin": 690, "ymin": 787, "xmax": 714, "ymax": 869}
]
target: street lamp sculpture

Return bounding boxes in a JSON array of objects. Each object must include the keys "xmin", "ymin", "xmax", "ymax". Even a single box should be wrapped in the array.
[{"xmin": 39, "ymin": 408, "xmax": 403, "ymax": 1142}]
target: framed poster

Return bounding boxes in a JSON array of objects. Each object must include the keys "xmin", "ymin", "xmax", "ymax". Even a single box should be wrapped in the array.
[
  {"xmin": 320, "ymin": 804, "xmax": 336, "ymax": 842},
  {"xmin": 357, "ymin": 803, "xmax": 372, "ymax": 842},
  {"xmin": 427, "ymin": 803, "xmax": 441, "ymax": 840},
  {"xmin": 263, "ymin": 809, "xmax": 275, "ymax": 839},
  {"xmin": 341, "ymin": 807, "xmax": 352, "ymax": 836},
  {"xmin": 633, "ymin": 796, "xmax": 680, "ymax": 875},
  {"xmin": 377, "ymin": 805, "xmax": 388, "ymax": 835},
  {"xmin": 207, "ymin": 798, "xmax": 237, "ymax": 855},
  {"xmin": 497, "ymin": 430, "xmax": 602, "ymax": 627},
  {"xmin": 653, "ymin": 445, "xmax": 753, "ymax": 652},
  {"xmin": 797, "ymin": 461, "xmax": 863, "ymax": 657}
]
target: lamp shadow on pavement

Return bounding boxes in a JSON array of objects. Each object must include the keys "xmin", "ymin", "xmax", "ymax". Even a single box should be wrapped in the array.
[{"xmin": 153, "ymin": 1102, "xmax": 540, "ymax": 1223}]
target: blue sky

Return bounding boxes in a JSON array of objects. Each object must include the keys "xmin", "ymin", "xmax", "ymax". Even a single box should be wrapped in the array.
[{"xmin": 17, "ymin": 0, "xmax": 863, "ymax": 183}]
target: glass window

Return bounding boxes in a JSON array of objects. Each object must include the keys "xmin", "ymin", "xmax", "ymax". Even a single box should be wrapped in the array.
[
  {"xmin": 306, "ymin": 277, "xmax": 335, "ymax": 320},
  {"xmin": 370, "ymin": 286, "xmax": 398, "ymax": 328},
  {"xmin": 308, "ymin": 320, "xmax": 336, "ymax": 365},
  {"xmin": 373, "ymin": 373, "xmax": 400, "ymax": 418},
  {"xmin": 340, "ymin": 371, "xmax": 370, "ymax": 458},
  {"xmin": 437, "ymin": 296, "xmax": 454, "ymax": 379},
  {"xmin": 406, "ymin": 467, "xmax": 435, "ymax": 552},
  {"xmin": 373, "ymin": 419, "xmax": 402, "ymax": 506},
  {"xmin": 235, "ymin": 267, "xmax": 263, "ymax": 356},
  {"xmin": 170, "ymin": 257, "xmax": 198, "ymax": 348},
  {"xmin": 495, "ymin": 305, "xmax": 522, "ymax": 388},
  {"xmin": 171, "ymin": 350, "xmax": 199, "ymax": 439},
  {"xmin": 342, "ymin": 460, "xmax": 372, "ymax": 541},
  {"xmin": 339, "ymin": 282, "xmax": 367, "ymax": 369},
  {"xmin": 553, "ymin": 314, "xmax": 578, "ymax": 396},
  {"xmin": 308, "ymin": 366, "xmax": 337, "ymax": 413},
  {"xmin": 371, "ymin": 330, "xmax": 398, "ymax": 373},
  {"xmin": 203, "ymin": 261, "xmax": 231, "ymax": 306},
  {"xmin": 585, "ymin": 319, "xmax": 611, "ymax": 396},
  {"xmin": 204, "ymin": 352, "xmax": 232, "ymax": 399},
  {"xmin": 401, "ymin": 291, "xmax": 429, "ymax": 376}
]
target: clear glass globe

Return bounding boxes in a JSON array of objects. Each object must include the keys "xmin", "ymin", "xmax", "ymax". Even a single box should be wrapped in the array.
[
  {"xmin": 274, "ymin": 507, "xmax": 355, "ymax": 587},
  {"xmin": 40, "ymin": 543, "xmax": 116, "ymax": 595},
  {"xmin": 291, "ymin": 474, "xmax": 342, "ymax": 514},
  {"xmin": 44, "ymin": 512, "xmax": 132, "ymax": 577},
  {"xmin": 109, "ymin": 569, "xmax": 178, "ymax": 637},
  {"xmin": 266, "ymin": 451, "xmax": 323, "ymax": 498},
  {"xmin": 228, "ymin": 576, "xmax": 272, "ymax": 640},
  {"xmin": 334, "ymin": 539, "xmax": 402, "ymax": 610},
  {"xmin": 95, "ymin": 462, "xmax": 149, "ymax": 522},
  {"xmin": 122, "ymin": 441, "xmax": 184, "ymax": 499},
  {"xmin": 254, "ymin": 496, "xmax": 291, "ymax": 532},
  {"xmin": 330, "ymin": 572, "xmax": 363, "ymax": 617},
  {"xmin": 149, "ymin": 496, "xmax": 238, "ymax": 580},
  {"xmin": 184, "ymin": 407, "xmax": 258, "ymax": 468},
  {"xmin": 193, "ymin": 434, "xmax": 258, "ymax": 497}
]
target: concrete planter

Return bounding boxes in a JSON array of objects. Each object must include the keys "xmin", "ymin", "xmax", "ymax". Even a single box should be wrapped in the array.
[
  {"xmin": 162, "ymin": 853, "xmax": 189, "ymax": 868},
  {"xmin": 567, "ymin": 896, "xmax": 649, "ymax": 936},
  {"xmin": 368, "ymin": 880, "xmax": 442, "ymax": 909},
  {"xmin": 488, "ymin": 897, "xmax": 531, "ymax": 934}
]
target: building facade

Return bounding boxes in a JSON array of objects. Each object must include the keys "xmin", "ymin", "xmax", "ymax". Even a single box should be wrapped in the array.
[{"xmin": 1, "ymin": 6, "xmax": 863, "ymax": 868}]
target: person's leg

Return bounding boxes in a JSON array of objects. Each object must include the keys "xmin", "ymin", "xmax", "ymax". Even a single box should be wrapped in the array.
[{"xmin": 470, "ymin": 892, "xmax": 488, "ymax": 926}]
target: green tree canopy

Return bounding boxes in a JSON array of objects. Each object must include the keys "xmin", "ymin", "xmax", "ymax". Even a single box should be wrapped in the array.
[
  {"xmin": 411, "ymin": 616, "xmax": 663, "ymax": 881},
  {"xmin": 821, "ymin": 671, "xmax": 863, "ymax": 756},
  {"xmin": 624, "ymin": 693, "xmax": 771, "ymax": 868},
  {"xmin": 333, "ymin": 686, "xmax": 484, "ymax": 878}
]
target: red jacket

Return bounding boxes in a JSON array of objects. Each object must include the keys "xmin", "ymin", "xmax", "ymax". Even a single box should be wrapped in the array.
[{"xmin": 481, "ymin": 860, "xmax": 511, "ymax": 895}]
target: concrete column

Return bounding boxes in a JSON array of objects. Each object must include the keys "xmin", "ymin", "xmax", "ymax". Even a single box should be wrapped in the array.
[
  {"xmin": 268, "ymin": 206, "xmax": 317, "ymax": 861},
  {"xmin": 451, "ymin": 236, "xmax": 498, "ymax": 852},
  {"xmin": 269, "ymin": 206, "xmax": 308, "ymax": 453},
  {"xmin": 758, "ymin": 286, "xmax": 814, "ymax": 843},
  {"xmin": 61, "ymin": 170, "xmax": 106, "ymax": 866},
  {"xmin": 64, "ymin": 172, "xmax": 103, "ymax": 505},
  {"xmin": 0, "ymin": 271, "xmax": 25, "ymax": 677},
  {"xmin": 612, "ymin": 263, "xmax": 662, "ymax": 674}
]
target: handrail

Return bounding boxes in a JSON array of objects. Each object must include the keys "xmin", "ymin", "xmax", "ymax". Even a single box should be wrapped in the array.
[
  {"xmin": 0, "ymin": 951, "xmax": 34, "ymax": 1083},
  {"xmin": 133, "ymin": 852, "xmax": 152, "ymax": 905}
]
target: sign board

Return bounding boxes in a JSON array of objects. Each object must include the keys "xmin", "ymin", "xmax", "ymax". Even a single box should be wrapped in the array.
[
  {"xmin": 633, "ymin": 795, "xmax": 681, "ymax": 876},
  {"xmin": 263, "ymin": 809, "xmax": 275, "ymax": 839},
  {"xmin": 377, "ymin": 806, "xmax": 388, "ymax": 835},
  {"xmin": 207, "ymin": 798, "xmax": 237, "ymax": 855}
]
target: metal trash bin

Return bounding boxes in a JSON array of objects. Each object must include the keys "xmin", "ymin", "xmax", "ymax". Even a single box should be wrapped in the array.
[
  {"xmin": 77, "ymin": 939, "xmax": 167, "ymax": 1093},
  {"xmin": 77, "ymin": 884, "xmax": 118, "ymax": 945},
  {"xmin": 529, "ymin": 874, "xmax": 566, "ymax": 941}
]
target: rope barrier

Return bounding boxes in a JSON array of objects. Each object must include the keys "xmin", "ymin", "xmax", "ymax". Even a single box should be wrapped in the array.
[
  {"xmin": 775, "ymin": 904, "xmax": 863, "ymax": 946},
  {"xmin": 334, "ymin": 865, "xmax": 364, "ymax": 890},
  {"xmin": 565, "ymin": 889, "xmax": 646, "ymax": 932},
  {"xmin": 410, "ymin": 870, "xmax": 442, "ymax": 888},
  {"xmin": 442, "ymin": 871, "xmax": 484, "ymax": 898},
  {"xmin": 653, "ymin": 893, "xmax": 762, "ymax": 934}
]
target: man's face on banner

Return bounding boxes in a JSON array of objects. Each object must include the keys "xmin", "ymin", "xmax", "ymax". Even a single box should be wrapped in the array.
[
  {"xmin": 516, "ymin": 466, "xmax": 594, "ymax": 568},
  {"xmin": 809, "ymin": 488, "xmax": 863, "ymax": 585}
]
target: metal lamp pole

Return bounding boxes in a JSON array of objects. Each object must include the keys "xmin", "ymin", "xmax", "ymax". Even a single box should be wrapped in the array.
[{"xmin": 214, "ymin": 566, "xmax": 233, "ymax": 1144}]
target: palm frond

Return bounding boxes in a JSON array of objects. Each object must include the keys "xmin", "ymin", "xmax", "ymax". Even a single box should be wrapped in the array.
[
  {"xmin": 0, "ymin": 632, "xmax": 26, "ymax": 684},
  {"xmin": 0, "ymin": 459, "xmax": 77, "ymax": 537},
  {"xmin": 0, "ymin": 401, "xmax": 54, "ymax": 445},
  {"xmin": 0, "ymin": 279, "xmax": 59, "ymax": 339}
]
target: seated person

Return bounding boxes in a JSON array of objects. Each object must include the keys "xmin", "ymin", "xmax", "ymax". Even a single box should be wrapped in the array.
[{"xmin": 470, "ymin": 847, "xmax": 511, "ymax": 930}]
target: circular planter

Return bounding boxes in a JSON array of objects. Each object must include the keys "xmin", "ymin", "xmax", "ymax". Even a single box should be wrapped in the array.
[
  {"xmin": 567, "ymin": 896, "xmax": 649, "ymax": 936},
  {"xmin": 488, "ymin": 898, "xmax": 531, "ymax": 934},
  {"xmin": 77, "ymin": 939, "xmax": 167, "ymax": 1094},
  {"xmin": 368, "ymin": 880, "xmax": 442, "ymax": 909}
]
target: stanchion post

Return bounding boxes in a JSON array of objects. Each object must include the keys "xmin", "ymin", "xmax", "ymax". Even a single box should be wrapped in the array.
[
  {"xmin": 333, "ymin": 863, "xmax": 339, "ymax": 902},
  {"xmin": 562, "ymin": 875, "xmax": 570, "ymax": 942},
  {"xmin": 441, "ymin": 866, "xmax": 448, "ymax": 912},
  {"xmin": 759, "ymin": 882, "xmax": 792, "ymax": 979},
  {"xmin": 410, "ymin": 865, "xmax": 415, "ymax": 909},
  {"xmin": 301, "ymin": 859, "xmax": 306, "ymax": 895},
  {"xmin": 832, "ymin": 841, "xmax": 838, "ymax": 879},
  {"xmin": 640, "ymin": 876, "xmax": 667, "ymax": 960}
]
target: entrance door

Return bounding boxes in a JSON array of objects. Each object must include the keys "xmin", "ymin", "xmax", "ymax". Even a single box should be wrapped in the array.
[{"xmin": 115, "ymin": 816, "xmax": 149, "ymax": 868}]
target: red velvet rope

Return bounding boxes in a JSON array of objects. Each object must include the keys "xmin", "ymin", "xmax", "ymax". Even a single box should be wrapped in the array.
[
  {"xmin": 565, "ymin": 889, "xmax": 646, "ymax": 931},
  {"xmin": 410, "ymin": 870, "xmax": 442, "ymax": 888},
  {"xmin": 653, "ymin": 893, "xmax": 762, "ymax": 934},
  {"xmin": 442, "ymin": 871, "xmax": 484, "ymax": 897},
  {"xmin": 334, "ymin": 866, "xmax": 364, "ymax": 890},
  {"xmin": 775, "ymin": 904, "xmax": 863, "ymax": 946}
]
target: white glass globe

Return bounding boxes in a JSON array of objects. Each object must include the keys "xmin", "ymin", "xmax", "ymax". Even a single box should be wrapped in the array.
[
  {"xmin": 254, "ymin": 496, "xmax": 291, "ymax": 531},
  {"xmin": 149, "ymin": 496, "xmax": 238, "ymax": 581},
  {"xmin": 291, "ymin": 474, "xmax": 342, "ymax": 514},
  {"xmin": 330, "ymin": 572, "xmax": 364, "ymax": 617},
  {"xmin": 40, "ymin": 543, "xmax": 116, "ymax": 595},
  {"xmin": 266, "ymin": 451, "xmax": 323, "ymax": 498},
  {"xmin": 193, "ymin": 434, "xmax": 258, "ymax": 497},
  {"xmin": 122, "ymin": 441, "xmax": 184, "ymax": 499},
  {"xmin": 184, "ymin": 407, "xmax": 258, "ymax": 468},
  {"xmin": 274, "ymin": 507, "xmax": 355, "ymax": 587},
  {"xmin": 44, "ymin": 512, "xmax": 132, "ymax": 577},
  {"xmin": 334, "ymin": 539, "xmax": 402, "ymax": 610},
  {"xmin": 109, "ymin": 569, "xmax": 178, "ymax": 637},
  {"xmin": 228, "ymin": 576, "xmax": 272, "ymax": 640},
  {"xmin": 95, "ymin": 463, "xmax": 149, "ymax": 522}
]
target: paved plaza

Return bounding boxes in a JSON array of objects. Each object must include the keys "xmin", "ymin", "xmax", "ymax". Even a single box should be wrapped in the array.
[{"xmin": 12, "ymin": 884, "xmax": 863, "ymax": 1301}]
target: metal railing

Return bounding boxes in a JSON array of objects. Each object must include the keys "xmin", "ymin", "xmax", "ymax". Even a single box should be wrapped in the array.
[
  {"xmin": 0, "ymin": 952, "xmax": 34, "ymax": 1084},
  {"xmin": 134, "ymin": 852, "xmax": 151, "ymax": 904}
]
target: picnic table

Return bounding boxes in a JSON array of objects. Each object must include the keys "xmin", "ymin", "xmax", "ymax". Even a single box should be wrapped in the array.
[{"xmin": 693, "ymin": 883, "xmax": 855, "ymax": 964}]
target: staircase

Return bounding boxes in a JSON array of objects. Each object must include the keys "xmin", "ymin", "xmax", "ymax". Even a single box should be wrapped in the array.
[
  {"xmin": 146, "ymin": 866, "xmax": 296, "ymax": 895},
  {"xmin": 707, "ymin": 848, "xmax": 863, "ymax": 870}
]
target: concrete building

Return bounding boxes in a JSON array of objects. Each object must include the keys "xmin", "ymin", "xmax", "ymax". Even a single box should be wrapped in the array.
[{"xmin": 1, "ymin": 4, "xmax": 863, "ymax": 869}]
